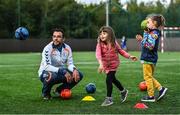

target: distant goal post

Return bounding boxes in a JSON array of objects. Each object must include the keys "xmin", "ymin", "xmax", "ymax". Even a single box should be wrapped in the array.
[{"xmin": 161, "ymin": 26, "xmax": 180, "ymax": 53}]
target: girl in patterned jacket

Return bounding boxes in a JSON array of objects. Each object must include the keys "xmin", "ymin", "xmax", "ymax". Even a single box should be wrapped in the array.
[
  {"xmin": 96, "ymin": 26, "xmax": 137, "ymax": 106},
  {"xmin": 136, "ymin": 14, "xmax": 167, "ymax": 102}
]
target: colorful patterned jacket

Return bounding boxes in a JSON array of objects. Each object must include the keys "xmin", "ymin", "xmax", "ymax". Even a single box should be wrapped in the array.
[{"xmin": 140, "ymin": 29, "xmax": 160, "ymax": 64}]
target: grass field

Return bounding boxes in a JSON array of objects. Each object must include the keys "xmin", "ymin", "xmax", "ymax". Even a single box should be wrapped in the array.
[{"xmin": 0, "ymin": 52, "xmax": 179, "ymax": 114}]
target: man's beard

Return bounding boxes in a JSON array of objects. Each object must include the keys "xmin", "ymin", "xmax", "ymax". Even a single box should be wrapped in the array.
[{"xmin": 53, "ymin": 40, "xmax": 61, "ymax": 46}]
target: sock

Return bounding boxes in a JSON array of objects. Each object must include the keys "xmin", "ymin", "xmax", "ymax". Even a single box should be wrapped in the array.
[
  {"xmin": 106, "ymin": 97, "xmax": 112, "ymax": 100},
  {"xmin": 159, "ymin": 86, "xmax": 163, "ymax": 91}
]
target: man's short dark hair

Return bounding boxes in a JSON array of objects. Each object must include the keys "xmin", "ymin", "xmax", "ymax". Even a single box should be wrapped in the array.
[{"xmin": 52, "ymin": 28, "xmax": 65, "ymax": 38}]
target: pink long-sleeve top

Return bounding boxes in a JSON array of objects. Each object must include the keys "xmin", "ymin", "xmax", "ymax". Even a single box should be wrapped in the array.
[{"xmin": 96, "ymin": 41, "xmax": 130, "ymax": 73}]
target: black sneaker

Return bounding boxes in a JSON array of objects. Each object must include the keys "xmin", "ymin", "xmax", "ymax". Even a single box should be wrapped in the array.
[
  {"xmin": 157, "ymin": 87, "xmax": 168, "ymax": 101},
  {"xmin": 121, "ymin": 89, "xmax": 128, "ymax": 103},
  {"xmin": 141, "ymin": 96, "xmax": 155, "ymax": 102}
]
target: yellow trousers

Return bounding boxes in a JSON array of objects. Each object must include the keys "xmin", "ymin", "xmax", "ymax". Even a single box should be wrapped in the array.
[{"xmin": 143, "ymin": 64, "xmax": 161, "ymax": 97}]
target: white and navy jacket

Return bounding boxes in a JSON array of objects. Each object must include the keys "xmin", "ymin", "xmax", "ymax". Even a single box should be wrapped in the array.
[{"xmin": 38, "ymin": 42, "xmax": 76, "ymax": 77}]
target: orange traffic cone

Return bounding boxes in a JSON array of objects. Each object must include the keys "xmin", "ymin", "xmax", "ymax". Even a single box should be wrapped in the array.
[{"xmin": 134, "ymin": 103, "xmax": 148, "ymax": 109}]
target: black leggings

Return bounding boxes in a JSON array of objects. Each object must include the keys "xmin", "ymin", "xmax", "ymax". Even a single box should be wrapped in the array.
[{"xmin": 106, "ymin": 71, "xmax": 124, "ymax": 97}]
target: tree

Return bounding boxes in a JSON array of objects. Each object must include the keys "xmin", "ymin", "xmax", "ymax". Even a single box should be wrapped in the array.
[
  {"xmin": 165, "ymin": 0, "xmax": 180, "ymax": 26},
  {"xmin": 0, "ymin": 0, "xmax": 17, "ymax": 38}
]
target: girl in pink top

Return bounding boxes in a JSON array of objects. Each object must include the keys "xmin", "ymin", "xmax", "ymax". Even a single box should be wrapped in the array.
[{"xmin": 96, "ymin": 26, "xmax": 137, "ymax": 106}]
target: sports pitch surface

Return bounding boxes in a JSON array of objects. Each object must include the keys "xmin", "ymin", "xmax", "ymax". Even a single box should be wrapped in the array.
[{"xmin": 0, "ymin": 52, "xmax": 179, "ymax": 114}]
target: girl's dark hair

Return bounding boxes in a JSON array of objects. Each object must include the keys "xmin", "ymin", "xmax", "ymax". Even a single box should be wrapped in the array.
[
  {"xmin": 98, "ymin": 26, "xmax": 116, "ymax": 47},
  {"xmin": 147, "ymin": 14, "xmax": 165, "ymax": 28}
]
